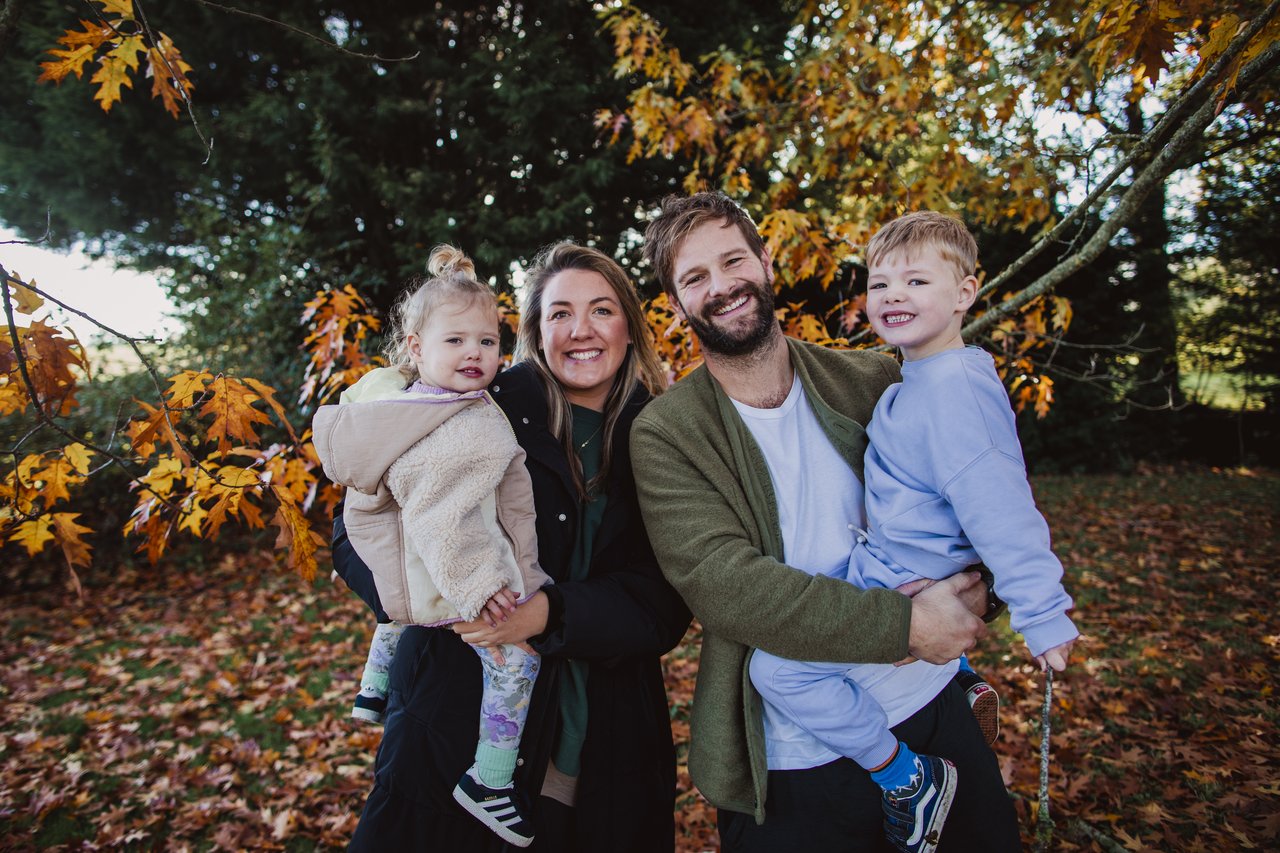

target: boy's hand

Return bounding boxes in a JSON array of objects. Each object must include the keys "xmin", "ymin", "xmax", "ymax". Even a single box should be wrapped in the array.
[
  {"xmin": 479, "ymin": 587, "xmax": 518, "ymax": 628},
  {"xmin": 1035, "ymin": 638, "xmax": 1074, "ymax": 672}
]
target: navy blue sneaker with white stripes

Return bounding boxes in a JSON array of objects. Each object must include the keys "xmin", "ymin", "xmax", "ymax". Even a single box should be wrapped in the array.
[
  {"xmin": 882, "ymin": 754, "xmax": 957, "ymax": 853},
  {"xmin": 452, "ymin": 766, "xmax": 535, "ymax": 847}
]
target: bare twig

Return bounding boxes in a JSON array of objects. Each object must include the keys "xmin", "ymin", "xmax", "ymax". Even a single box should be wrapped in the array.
[{"xmin": 188, "ymin": 0, "xmax": 421, "ymax": 63}]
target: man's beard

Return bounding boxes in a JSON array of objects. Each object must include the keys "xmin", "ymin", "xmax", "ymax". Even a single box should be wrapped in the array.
[{"xmin": 683, "ymin": 281, "xmax": 778, "ymax": 358}]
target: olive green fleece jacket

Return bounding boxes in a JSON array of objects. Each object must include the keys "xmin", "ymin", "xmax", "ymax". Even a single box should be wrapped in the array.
[{"xmin": 631, "ymin": 338, "xmax": 909, "ymax": 823}]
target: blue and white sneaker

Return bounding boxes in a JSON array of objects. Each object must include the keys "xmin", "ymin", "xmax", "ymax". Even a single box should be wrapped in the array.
[
  {"xmin": 882, "ymin": 754, "xmax": 957, "ymax": 853},
  {"xmin": 452, "ymin": 766, "xmax": 535, "ymax": 847}
]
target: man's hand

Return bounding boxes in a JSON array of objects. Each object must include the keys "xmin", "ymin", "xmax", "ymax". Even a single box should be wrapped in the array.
[
  {"xmin": 899, "ymin": 572, "xmax": 987, "ymax": 665},
  {"xmin": 453, "ymin": 590, "xmax": 549, "ymax": 648}
]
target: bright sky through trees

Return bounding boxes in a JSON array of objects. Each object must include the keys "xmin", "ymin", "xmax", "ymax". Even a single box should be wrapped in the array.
[{"xmin": 1, "ymin": 228, "xmax": 178, "ymax": 344}]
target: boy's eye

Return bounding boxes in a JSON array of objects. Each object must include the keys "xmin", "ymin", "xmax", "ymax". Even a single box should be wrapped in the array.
[
  {"xmin": 909, "ymin": 278, "xmax": 928, "ymax": 286},
  {"xmin": 481, "ymin": 338, "xmax": 497, "ymax": 347},
  {"xmin": 868, "ymin": 281, "xmax": 885, "ymax": 290}
]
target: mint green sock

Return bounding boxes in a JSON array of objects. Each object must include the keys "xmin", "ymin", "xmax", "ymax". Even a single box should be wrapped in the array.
[{"xmin": 474, "ymin": 742, "xmax": 518, "ymax": 789}]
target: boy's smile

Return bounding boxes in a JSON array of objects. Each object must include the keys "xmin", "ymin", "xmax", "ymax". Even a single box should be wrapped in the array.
[{"xmin": 867, "ymin": 248, "xmax": 977, "ymax": 361}]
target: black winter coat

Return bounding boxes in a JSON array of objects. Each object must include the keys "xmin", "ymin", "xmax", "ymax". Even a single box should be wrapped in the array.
[{"xmin": 340, "ymin": 362, "xmax": 691, "ymax": 852}]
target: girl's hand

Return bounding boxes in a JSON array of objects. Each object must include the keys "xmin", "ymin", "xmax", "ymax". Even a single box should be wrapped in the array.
[
  {"xmin": 454, "ymin": 590, "xmax": 549, "ymax": 648},
  {"xmin": 1034, "ymin": 638, "xmax": 1074, "ymax": 672},
  {"xmin": 479, "ymin": 587, "xmax": 518, "ymax": 628}
]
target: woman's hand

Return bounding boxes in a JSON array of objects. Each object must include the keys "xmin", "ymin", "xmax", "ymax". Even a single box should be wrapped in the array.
[{"xmin": 452, "ymin": 590, "xmax": 550, "ymax": 648}]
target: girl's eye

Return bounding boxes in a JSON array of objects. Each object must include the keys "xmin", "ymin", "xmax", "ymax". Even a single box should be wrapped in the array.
[
  {"xmin": 446, "ymin": 337, "xmax": 462, "ymax": 344},
  {"xmin": 909, "ymin": 279, "xmax": 928, "ymax": 286},
  {"xmin": 481, "ymin": 338, "xmax": 497, "ymax": 347}
]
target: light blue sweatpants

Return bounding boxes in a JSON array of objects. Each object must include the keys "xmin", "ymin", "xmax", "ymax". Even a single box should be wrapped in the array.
[{"xmin": 749, "ymin": 649, "xmax": 899, "ymax": 770}]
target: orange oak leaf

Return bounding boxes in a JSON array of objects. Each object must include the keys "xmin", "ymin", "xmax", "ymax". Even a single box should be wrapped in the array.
[
  {"xmin": 146, "ymin": 32, "xmax": 195, "ymax": 118},
  {"xmin": 51, "ymin": 513, "xmax": 94, "ymax": 569},
  {"xmin": 36, "ymin": 21, "xmax": 112, "ymax": 84},
  {"xmin": 271, "ymin": 493, "xmax": 324, "ymax": 580},
  {"xmin": 243, "ymin": 378, "xmax": 299, "ymax": 445},
  {"xmin": 199, "ymin": 377, "xmax": 273, "ymax": 454},
  {"xmin": 126, "ymin": 399, "xmax": 190, "ymax": 463}
]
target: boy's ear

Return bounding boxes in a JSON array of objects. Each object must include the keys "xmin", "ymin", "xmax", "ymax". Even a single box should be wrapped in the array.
[{"xmin": 957, "ymin": 275, "xmax": 979, "ymax": 313}]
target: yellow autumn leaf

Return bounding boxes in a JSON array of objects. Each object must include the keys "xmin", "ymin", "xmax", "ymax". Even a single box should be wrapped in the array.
[
  {"xmin": 63, "ymin": 443, "xmax": 94, "ymax": 475},
  {"xmin": 137, "ymin": 455, "xmax": 185, "ymax": 499},
  {"xmin": 6, "ymin": 273, "xmax": 44, "ymax": 314},
  {"xmin": 97, "ymin": 0, "xmax": 135, "ymax": 18},
  {"xmin": 90, "ymin": 49, "xmax": 136, "ymax": 112},
  {"xmin": 9, "ymin": 516, "xmax": 55, "ymax": 556},
  {"xmin": 166, "ymin": 369, "xmax": 212, "ymax": 408}
]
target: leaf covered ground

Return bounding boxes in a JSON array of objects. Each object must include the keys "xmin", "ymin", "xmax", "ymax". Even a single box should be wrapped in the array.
[{"xmin": 1, "ymin": 467, "xmax": 1276, "ymax": 851}]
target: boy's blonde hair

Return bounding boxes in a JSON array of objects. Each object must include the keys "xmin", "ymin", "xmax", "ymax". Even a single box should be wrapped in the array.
[
  {"xmin": 865, "ymin": 211, "xmax": 978, "ymax": 281},
  {"xmin": 385, "ymin": 245, "xmax": 499, "ymax": 381}
]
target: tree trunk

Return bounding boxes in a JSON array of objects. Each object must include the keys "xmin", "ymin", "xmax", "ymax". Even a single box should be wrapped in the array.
[{"xmin": 1124, "ymin": 99, "xmax": 1185, "ymax": 410}]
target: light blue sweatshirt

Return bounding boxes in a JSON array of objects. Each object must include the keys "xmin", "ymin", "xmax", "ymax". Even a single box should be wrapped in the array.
[{"xmin": 849, "ymin": 347, "xmax": 1079, "ymax": 657}]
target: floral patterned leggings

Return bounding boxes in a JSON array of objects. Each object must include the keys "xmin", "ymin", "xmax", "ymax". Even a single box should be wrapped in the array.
[{"xmin": 473, "ymin": 643, "xmax": 540, "ymax": 749}]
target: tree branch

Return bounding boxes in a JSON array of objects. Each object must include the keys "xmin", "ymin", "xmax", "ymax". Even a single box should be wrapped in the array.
[
  {"xmin": 975, "ymin": 0, "xmax": 1280, "ymax": 303},
  {"xmin": 965, "ymin": 37, "xmax": 1280, "ymax": 339}
]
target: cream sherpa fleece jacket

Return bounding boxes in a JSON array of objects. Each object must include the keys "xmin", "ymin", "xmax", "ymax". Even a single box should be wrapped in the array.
[{"xmin": 312, "ymin": 367, "xmax": 550, "ymax": 624}]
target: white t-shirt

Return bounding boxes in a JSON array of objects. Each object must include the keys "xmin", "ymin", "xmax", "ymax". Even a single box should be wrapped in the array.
[{"xmin": 733, "ymin": 373, "xmax": 956, "ymax": 768}]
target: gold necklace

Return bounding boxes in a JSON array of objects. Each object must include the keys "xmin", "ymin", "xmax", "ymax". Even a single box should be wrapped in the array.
[{"xmin": 579, "ymin": 424, "xmax": 602, "ymax": 449}]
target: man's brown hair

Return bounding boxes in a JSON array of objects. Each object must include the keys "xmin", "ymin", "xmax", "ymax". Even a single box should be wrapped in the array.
[{"xmin": 642, "ymin": 193, "xmax": 766, "ymax": 302}]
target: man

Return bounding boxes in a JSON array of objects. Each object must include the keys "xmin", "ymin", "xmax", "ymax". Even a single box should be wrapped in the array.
[{"xmin": 631, "ymin": 193, "xmax": 1019, "ymax": 851}]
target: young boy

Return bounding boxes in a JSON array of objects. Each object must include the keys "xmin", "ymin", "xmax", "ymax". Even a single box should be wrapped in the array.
[{"xmin": 748, "ymin": 211, "xmax": 1078, "ymax": 853}]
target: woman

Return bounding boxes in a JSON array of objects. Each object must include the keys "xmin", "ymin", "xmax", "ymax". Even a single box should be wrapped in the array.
[{"xmin": 339, "ymin": 242, "xmax": 692, "ymax": 852}]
